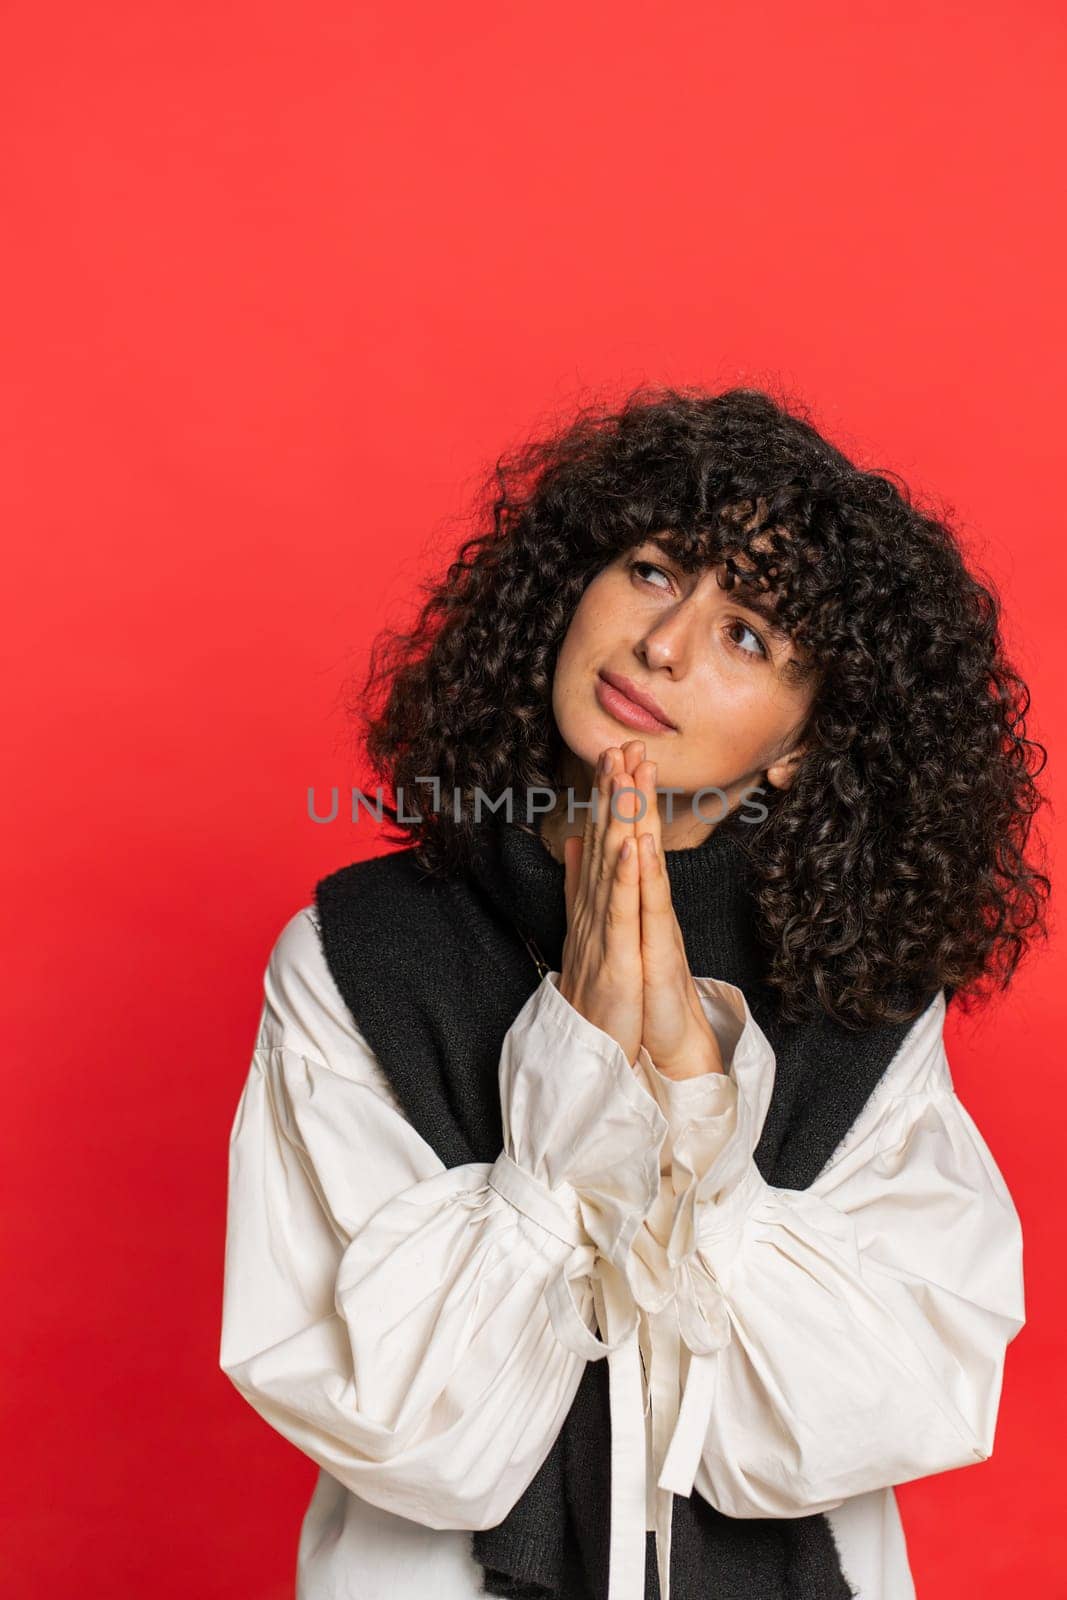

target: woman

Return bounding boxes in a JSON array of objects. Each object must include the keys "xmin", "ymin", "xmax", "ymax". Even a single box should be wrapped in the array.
[{"xmin": 220, "ymin": 385, "xmax": 1046, "ymax": 1600}]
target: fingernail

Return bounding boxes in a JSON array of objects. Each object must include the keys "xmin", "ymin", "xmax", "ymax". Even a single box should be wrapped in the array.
[{"xmin": 603, "ymin": 749, "xmax": 614, "ymax": 776}]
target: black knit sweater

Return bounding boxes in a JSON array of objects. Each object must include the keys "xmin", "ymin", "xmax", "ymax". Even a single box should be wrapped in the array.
[{"xmin": 313, "ymin": 810, "xmax": 936, "ymax": 1600}]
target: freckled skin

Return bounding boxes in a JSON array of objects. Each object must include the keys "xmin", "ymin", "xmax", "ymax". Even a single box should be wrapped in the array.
[{"xmin": 541, "ymin": 537, "xmax": 819, "ymax": 858}]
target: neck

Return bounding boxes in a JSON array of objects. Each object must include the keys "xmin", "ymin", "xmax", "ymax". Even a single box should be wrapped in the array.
[{"xmin": 468, "ymin": 803, "xmax": 767, "ymax": 998}]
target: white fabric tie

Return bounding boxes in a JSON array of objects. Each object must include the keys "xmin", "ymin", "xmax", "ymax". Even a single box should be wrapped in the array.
[
  {"xmin": 487, "ymin": 1151, "xmax": 736, "ymax": 1600},
  {"xmin": 489, "ymin": 1152, "xmax": 648, "ymax": 1600}
]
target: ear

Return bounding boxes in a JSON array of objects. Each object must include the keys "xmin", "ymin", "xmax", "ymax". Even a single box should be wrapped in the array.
[{"xmin": 764, "ymin": 743, "xmax": 808, "ymax": 792}]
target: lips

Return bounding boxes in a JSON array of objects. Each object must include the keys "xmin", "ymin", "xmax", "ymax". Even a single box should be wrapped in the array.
[{"xmin": 596, "ymin": 670, "xmax": 677, "ymax": 732}]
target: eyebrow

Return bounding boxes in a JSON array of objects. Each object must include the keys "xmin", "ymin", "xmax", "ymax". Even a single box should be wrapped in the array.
[
  {"xmin": 643, "ymin": 536, "xmax": 794, "ymax": 643},
  {"xmin": 729, "ymin": 585, "xmax": 794, "ymax": 643},
  {"xmin": 729, "ymin": 587, "xmax": 820, "ymax": 689}
]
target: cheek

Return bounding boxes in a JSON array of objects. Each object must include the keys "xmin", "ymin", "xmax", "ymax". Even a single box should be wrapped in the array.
[
  {"xmin": 553, "ymin": 618, "xmax": 582, "ymax": 693},
  {"xmin": 690, "ymin": 678, "xmax": 779, "ymax": 758},
  {"xmin": 551, "ymin": 583, "xmax": 623, "ymax": 733},
  {"xmin": 551, "ymin": 609, "xmax": 589, "ymax": 714},
  {"xmin": 556, "ymin": 585, "xmax": 611, "ymax": 673}
]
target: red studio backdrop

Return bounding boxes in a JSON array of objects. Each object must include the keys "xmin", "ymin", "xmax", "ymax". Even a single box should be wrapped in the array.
[{"xmin": 2, "ymin": 2, "xmax": 1064, "ymax": 1596}]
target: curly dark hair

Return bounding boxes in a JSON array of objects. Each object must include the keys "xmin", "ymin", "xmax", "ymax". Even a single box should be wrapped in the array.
[{"xmin": 346, "ymin": 382, "xmax": 1051, "ymax": 1029}]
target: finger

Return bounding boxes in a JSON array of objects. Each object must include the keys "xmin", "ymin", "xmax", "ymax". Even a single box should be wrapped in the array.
[
  {"xmin": 597, "ymin": 768, "xmax": 640, "ymax": 901},
  {"xmin": 589, "ymin": 744, "xmax": 619, "ymax": 895},
  {"xmin": 620, "ymin": 738, "xmax": 645, "ymax": 778},
  {"xmin": 589, "ymin": 767, "xmax": 640, "ymax": 958},
  {"xmin": 604, "ymin": 825, "xmax": 641, "ymax": 968},
  {"xmin": 632, "ymin": 754, "xmax": 660, "ymax": 858},
  {"xmin": 617, "ymin": 741, "xmax": 648, "ymax": 842},
  {"xmin": 576, "ymin": 750, "xmax": 606, "ymax": 912},
  {"xmin": 635, "ymin": 756, "xmax": 685, "ymax": 954},
  {"xmin": 638, "ymin": 823, "xmax": 684, "ymax": 977}
]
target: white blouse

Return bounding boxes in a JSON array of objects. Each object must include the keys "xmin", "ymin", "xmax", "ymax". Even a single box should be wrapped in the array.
[{"xmin": 220, "ymin": 906, "xmax": 1025, "ymax": 1600}]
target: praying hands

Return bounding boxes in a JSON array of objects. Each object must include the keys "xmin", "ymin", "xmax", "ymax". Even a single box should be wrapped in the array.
[{"xmin": 559, "ymin": 738, "xmax": 725, "ymax": 1080}]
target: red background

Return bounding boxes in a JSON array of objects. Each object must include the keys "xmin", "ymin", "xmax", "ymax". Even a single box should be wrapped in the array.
[{"xmin": 2, "ymin": 2, "xmax": 1063, "ymax": 1595}]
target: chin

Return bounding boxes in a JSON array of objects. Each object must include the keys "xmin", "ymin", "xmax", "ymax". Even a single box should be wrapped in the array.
[{"xmin": 565, "ymin": 712, "xmax": 618, "ymax": 765}]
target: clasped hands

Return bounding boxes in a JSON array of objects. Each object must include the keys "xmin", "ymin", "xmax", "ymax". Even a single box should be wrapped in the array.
[{"xmin": 558, "ymin": 739, "xmax": 725, "ymax": 1081}]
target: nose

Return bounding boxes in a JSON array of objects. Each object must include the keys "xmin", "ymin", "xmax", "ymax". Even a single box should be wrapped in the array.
[{"xmin": 636, "ymin": 593, "xmax": 696, "ymax": 674}]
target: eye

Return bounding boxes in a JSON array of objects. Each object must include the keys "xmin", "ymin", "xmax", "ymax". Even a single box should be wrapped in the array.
[
  {"xmin": 630, "ymin": 556, "xmax": 771, "ymax": 661},
  {"xmin": 724, "ymin": 619, "xmax": 769, "ymax": 660},
  {"xmin": 630, "ymin": 558, "xmax": 674, "ymax": 591}
]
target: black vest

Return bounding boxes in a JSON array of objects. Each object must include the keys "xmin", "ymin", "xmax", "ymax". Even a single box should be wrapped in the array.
[{"xmin": 313, "ymin": 812, "xmax": 937, "ymax": 1600}]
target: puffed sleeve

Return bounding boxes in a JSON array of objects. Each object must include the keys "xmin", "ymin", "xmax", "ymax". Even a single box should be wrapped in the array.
[
  {"xmin": 218, "ymin": 911, "xmax": 670, "ymax": 1531},
  {"xmin": 638, "ymin": 978, "xmax": 1027, "ymax": 1522}
]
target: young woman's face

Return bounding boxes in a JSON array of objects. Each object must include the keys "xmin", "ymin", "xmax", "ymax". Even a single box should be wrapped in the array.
[{"xmin": 550, "ymin": 536, "xmax": 819, "ymax": 837}]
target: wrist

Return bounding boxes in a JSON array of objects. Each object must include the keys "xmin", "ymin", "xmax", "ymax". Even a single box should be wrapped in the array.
[{"xmin": 652, "ymin": 1040, "xmax": 725, "ymax": 1081}]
